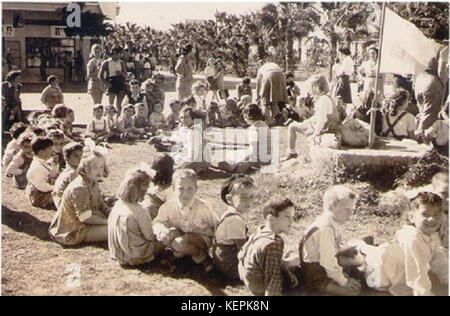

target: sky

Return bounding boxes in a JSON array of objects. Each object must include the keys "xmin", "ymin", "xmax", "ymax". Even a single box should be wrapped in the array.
[{"xmin": 115, "ymin": 1, "xmax": 268, "ymax": 30}]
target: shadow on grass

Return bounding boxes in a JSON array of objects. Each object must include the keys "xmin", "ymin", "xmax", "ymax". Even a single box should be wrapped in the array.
[
  {"xmin": 2, "ymin": 204, "xmax": 51, "ymax": 241},
  {"xmin": 135, "ymin": 257, "xmax": 241, "ymax": 296}
]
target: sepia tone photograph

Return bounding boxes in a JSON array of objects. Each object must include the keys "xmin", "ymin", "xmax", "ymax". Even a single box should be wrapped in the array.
[{"xmin": 1, "ymin": 1, "xmax": 448, "ymax": 297}]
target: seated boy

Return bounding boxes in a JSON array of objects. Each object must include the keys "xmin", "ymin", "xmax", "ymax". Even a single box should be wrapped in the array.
[
  {"xmin": 167, "ymin": 99, "xmax": 182, "ymax": 129},
  {"xmin": 6, "ymin": 134, "xmax": 34, "ymax": 189},
  {"xmin": 153, "ymin": 168, "xmax": 219, "ymax": 272},
  {"xmin": 85, "ymin": 104, "xmax": 111, "ymax": 144},
  {"xmin": 424, "ymin": 102, "xmax": 448, "ymax": 156},
  {"xmin": 2, "ymin": 122, "xmax": 27, "ymax": 169},
  {"xmin": 52, "ymin": 142, "xmax": 84, "ymax": 208},
  {"xmin": 26, "ymin": 136, "xmax": 59, "ymax": 209},
  {"xmin": 353, "ymin": 191, "xmax": 448, "ymax": 296},
  {"xmin": 236, "ymin": 77, "xmax": 253, "ymax": 101},
  {"xmin": 299, "ymin": 184, "xmax": 362, "ymax": 295},
  {"xmin": 238, "ymin": 198, "xmax": 297, "ymax": 296}
]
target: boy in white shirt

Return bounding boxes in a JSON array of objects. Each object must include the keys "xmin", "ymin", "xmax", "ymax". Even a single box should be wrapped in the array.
[
  {"xmin": 153, "ymin": 169, "xmax": 219, "ymax": 272},
  {"xmin": 299, "ymin": 184, "xmax": 362, "ymax": 295},
  {"xmin": 6, "ymin": 134, "xmax": 33, "ymax": 189},
  {"xmin": 355, "ymin": 191, "xmax": 448, "ymax": 296},
  {"xmin": 26, "ymin": 136, "xmax": 58, "ymax": 209},
  {"xmin": 149, "ymin": 102, "xmax": 168, "ymax": 130}
]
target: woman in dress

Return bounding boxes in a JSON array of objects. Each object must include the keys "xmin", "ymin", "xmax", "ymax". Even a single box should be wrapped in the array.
[
  {"xmin": 87, "ymin": 44, "xmax": 104, "ymax": 104},
  {"xmin": 175, "ymin": 44, "xmax": 194, "ymax": 101}
]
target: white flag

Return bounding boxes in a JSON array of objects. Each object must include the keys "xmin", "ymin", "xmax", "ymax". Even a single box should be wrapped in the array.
[{"xmin": 379, "ymin": 7, "xmax": 441, "ymax": 75}]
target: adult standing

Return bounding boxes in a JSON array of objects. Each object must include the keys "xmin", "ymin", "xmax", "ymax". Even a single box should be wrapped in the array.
[
  {"xmin": 2, "ymin": 70, "xmax": 23, "ymax": 131},
  {"xmin": 415, "ymin": 58, "xmax": 445, "ymax": 137},
  {"xmin": 356, "ymin": 46, "xmax": 385, "ymax": 121},
  {"xmin": 256, "ymin": 62, "xmax": 288, "ymax": 124},
  {"xmin": 333, "ymin": 47, "xmax": 354, "ymax": 105},
  {"xmin": 175, "ymin": 44, "xmax": 194, "ymax": 101},
  {"xmin": 98, "ymin": 46, "xmax": 128, "ymax": 115},
  {"xmin": 86, "ymin": 44, "xmax": 104, "ymax": 104},
  {"xmin": 74, "ymin": 50, "xmax": 84, "ymax": 82},
  {"xmin": 39, "ymin": 49, "xmax": 48, "ymax": 82},
  {"xmin": 63, "ymin": 51, "xmax": 73, "ymax": 83}
]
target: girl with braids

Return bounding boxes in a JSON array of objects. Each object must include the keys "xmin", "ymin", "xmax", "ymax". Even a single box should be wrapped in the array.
[{"xmin": 381, "ymin": 89, "xmax": 416, "ymax": 140}]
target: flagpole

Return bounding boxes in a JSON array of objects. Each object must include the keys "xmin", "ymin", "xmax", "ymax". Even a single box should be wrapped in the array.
[{"xmin": 369, "ymin": 2, "xmax": 386, "ymax": 148}]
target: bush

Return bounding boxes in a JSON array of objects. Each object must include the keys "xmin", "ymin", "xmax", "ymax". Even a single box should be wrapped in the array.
[{"xmin": 396, "ymin": 150, "xmax": 449, "ymax": 188}]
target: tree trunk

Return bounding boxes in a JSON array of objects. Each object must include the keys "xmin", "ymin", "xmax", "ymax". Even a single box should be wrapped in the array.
[
  {"xmin": 285, "ymin": 29, "xmax": 294, "ymax": 72},
  {"xmin": 329, "ymin": 36, "xmax": 338, "ymax": 82}
]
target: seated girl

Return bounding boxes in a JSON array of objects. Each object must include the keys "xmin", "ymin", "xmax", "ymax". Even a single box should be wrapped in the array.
[
  {"xmin": 282, "ymin": 75, "xmax": 341, "ymax": 161},
  {"xmin": 141, "ymin": 153, "xmax": 175, "ymax": 219},
  {"xmin": 85, "ymin": 104, "xmax": 111, "ymax": 144},
  {"xmin": 108, "ymin": 167, "xmax": 166, "ymax": 267},
  {"xmin": 52, "ymin": 142, "xmax": 84, "ymax": 208},
  {"xmin": 380, "ymin": 89, "xmax": 416, "ymax": 140},
  {"xmin": 49, "ymin": 151, "xmax": 110, "ymax": 246},
  {"xmin": 122, "ymin": 79, "xmax": 149, "ymax": 117}
]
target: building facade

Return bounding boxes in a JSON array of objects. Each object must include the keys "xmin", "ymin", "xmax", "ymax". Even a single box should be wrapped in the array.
[{"xmin": 2, "ymin": 2, "xmax": 118, "ymax": 82}]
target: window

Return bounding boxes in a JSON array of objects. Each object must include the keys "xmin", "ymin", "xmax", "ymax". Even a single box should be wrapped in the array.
[{"xmin": 25, "ymin": 38, "xmax": 75, "ymax": 68}]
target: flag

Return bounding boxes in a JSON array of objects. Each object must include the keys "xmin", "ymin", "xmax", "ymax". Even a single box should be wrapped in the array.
[{"xmin": 379, "ymin": 7, "xmax": 441, "ymax": 75}]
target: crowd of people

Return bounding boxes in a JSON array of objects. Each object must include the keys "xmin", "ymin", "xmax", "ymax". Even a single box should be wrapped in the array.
[{"xmin": 1, "ymin": 28, "xmax": 449, "ymax": 296}]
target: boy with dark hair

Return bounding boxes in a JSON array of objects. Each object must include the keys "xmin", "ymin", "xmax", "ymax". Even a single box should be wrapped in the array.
[
  {"xmin": 238, "ymin": 197, "xmax": 297, "ymax": 296},
  {"xmin": 26, "ymin": 136, "xmax": 57, "ymax": 209}
]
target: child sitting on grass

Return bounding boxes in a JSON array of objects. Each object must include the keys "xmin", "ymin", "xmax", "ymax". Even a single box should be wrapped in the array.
[
  {"xmin": 238, "ymin": 197, "xmax": 298, "ymax": 296},
  {"xmin": 109, "ymin": 167, "xmax": 166, "ymax": 267},
  {"xmin": 299, "ymin": 185, "xmax": 362, "ymax": 296},
  {"xmin": 6, "ymin": 134, "xmax": 34, "ymax": 189},
  {"xmin": 40, "ymin": 75, "xmax": 64, "ymax": 110},
  {"xmin": 2, "ymin": 122, "xmax": 27, "ymax": 168},
  {"xmin": 26, "ymin": 136, "xmax": 58, "ymax": 209},
  {"xmin": 219, "ymin": 103, "xmax": 272, "ymax": 173},
  {"xmin": 225, "ymin": 98, "xmax": 248, "ymax": 128},
  {"xmin": 52, "ymin": 142, "xmax": 84, "ymax": 208},
  {"xmin": 282, "ymin": 75, "xmax": 341, "ymax": 161},
  {"xmin": 49, "ymin": 151, "xmax": 110, "ymax": 245},
  {"xmin": 47, "ymin": 129, "xmax": 66, "ymax": 173},
  {"xmin": 85, "ymin": 104, "xmax": 111, "ymax": 144},
  {"xmin": 381, "ymin": 89, "xmax": 416, "ymax": 140},
  {"xmin": 153, "ymin": 168, "xmax": 219, "ymax": 272},
  {"xmin": 104, "ymin": 105, "xmax": 121, "ymax": 142},
  {"xmin": 132, "ymin": 102, "xmax": 151, "ymax": 134},
  {"xmin": 236, "ymin": 77, "xmax": 252, "ymax": 101},
  {"xmin": 354, "ymin": 191, "xmax": 448, "ymax": 296},
  {"xmin": 167, "ymin": 99, "xmax": 182, "ymax": 129},
  {"xmin": 213, "ymin": 174, "xmax": 254, "ymax": 280},
  {"xmin": 424, "ymin": 101, "xmax": 448, "ymax": 156},
  {"xmin": 286, "ymin": 72, "xmax": 300, "ymax": 104},
  {"xmin": 149, "ymin": 107, "xmax": 210, "ymax": 174},
  {"xmin": 141, "ymin": 154, "xmax": 175, "ymax": 219},
  {"xmin": 206, "ymin": 101, "xmax": 223, "ymax": 128},
  {"xmin": 149, "ymin": 102, "xmax": 168, "ymax": 131},
  {"xmin": 117, "ymin": 104, "xmax": 140, "ymax": 141}
]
